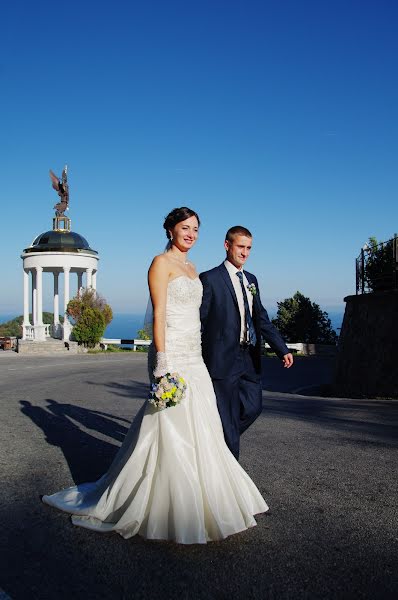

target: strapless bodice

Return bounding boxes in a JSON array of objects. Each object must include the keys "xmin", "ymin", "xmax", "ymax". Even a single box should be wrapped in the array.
[
  {"xmin": 165, "ymin": 276, "xmax": 203, "ymax": 358},
  {"xmin": 166, "ymin": 275, "xmax": 202, "ymax": 309}
]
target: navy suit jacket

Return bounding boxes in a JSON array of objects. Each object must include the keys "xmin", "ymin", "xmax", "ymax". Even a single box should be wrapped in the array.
[{"xmin": 200, "ymin": 264, "xmax": 289, "ymax": 379}]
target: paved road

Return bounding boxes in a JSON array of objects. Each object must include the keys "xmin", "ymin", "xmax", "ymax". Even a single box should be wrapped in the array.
[{"xmin": 0, "ymin": 353, "xmax": 397, "ymax": 599}]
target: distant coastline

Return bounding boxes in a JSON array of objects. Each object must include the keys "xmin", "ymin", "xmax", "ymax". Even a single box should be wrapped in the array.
[{"xmin": 0, "ymin": 310, "xmax": 344, "ymax": 338}]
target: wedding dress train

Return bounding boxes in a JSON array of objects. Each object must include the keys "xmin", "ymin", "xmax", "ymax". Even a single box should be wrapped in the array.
[{"xmin": 43, "ymin": 276, "xmax": 268, "ymax": 544}]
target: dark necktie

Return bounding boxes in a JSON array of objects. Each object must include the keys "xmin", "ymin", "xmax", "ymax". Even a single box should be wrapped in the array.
[{"xmin": 236, "ymin": 271, "xmax": 257, "ymax": 346}]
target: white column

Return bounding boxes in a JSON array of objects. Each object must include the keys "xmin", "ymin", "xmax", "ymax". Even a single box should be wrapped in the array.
[
  {"xmin": 86, "ymin": 268, "xmax": 93, "ymax": 288},
  {"xmin": 23, "ymin": 269, "xmax": 30, "ymax": 325},
  {"xmin": 36, "ymin": 266, "xmax": 43, "ymax": 325},
  {"xmin": 22, "ymin": 269, "xmax": 30, "ymax": 340},
  {"xmin": 63, "ymin": 266, "xmax": 70, "ymax": 313},
  {"xmin": 92, "ymin": 271, "xmax": 97, "ymax": 290},
  {"xmin": 33, "ymin": 266, "xmax": 46, "ymax": 341},
  {"xmin": 53, "ymin": 272, "xmax": 60, "ymax": 324},
  {"xmin": 32, "ymin": 269, "xmax": 37, "ymax": 325},
  {"xmin": 63, "ymin": 266, "xmax": 72, "ymax": 341},
  {"xmin": 77, "ymin": 272, "xmax": 83, "ymax": 293}
]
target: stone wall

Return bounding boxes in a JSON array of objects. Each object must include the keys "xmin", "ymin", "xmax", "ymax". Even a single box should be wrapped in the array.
[
  {"xmin": 17, "ymin": 339, "xmax": 86, "ymax": 355},
  {"xmin": 334, "ymin": 291, "xmax": 398, "ymax": 397}
]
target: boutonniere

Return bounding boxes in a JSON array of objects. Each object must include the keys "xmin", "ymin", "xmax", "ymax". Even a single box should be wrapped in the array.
[{"xmin": 247, "ymin": 283, "xmax": 257, "ymax": 296}]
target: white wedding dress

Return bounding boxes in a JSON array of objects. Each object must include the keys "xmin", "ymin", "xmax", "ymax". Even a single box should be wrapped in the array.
[{"xmin": 43, "ymin": 276, "xmax": 268, "ymax": 544}]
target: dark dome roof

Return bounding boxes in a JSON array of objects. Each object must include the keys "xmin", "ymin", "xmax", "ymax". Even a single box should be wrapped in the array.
[{"xmin": 24, "ymin": 230, "xmax": 98, "ymax": 255}]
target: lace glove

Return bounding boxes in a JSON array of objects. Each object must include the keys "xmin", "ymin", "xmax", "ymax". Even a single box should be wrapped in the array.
[{"xmin": 153, "ymin": 351, "xmax": 169, "ymax": 378}]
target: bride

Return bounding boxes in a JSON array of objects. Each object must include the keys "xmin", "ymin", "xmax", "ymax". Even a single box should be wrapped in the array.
[{"xmin": 42, "ymin": 207, "xmax": 268, "ymax": 544}]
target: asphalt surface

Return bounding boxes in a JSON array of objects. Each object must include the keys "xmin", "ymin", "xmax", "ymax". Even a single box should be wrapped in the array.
[{"xmin": 0, "ymin": 352, "xmax": 397, "ymax": 599}]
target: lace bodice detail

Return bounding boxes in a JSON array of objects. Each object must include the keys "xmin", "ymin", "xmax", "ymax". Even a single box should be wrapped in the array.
[
  {"xmin": 165, "ymin": 276, "xmax": 203, "ymax": 360},
  {"xmin": 148, "ymin": 276, "xmax": 203, "ymax": 376},
  {"xmin": 167, "ymin": 276, "xmax": 203, "ymax": 306}
]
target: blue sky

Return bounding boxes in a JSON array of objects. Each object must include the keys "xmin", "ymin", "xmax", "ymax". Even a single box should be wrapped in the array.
[{"xmin": 1, "ymin": 0, "xmax": 397, "ymax": 316}]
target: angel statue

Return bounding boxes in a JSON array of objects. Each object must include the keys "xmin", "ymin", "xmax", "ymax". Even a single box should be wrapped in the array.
[{"xmin": 49, "ymin": 166, "xmax": 69, "ymax": 216}]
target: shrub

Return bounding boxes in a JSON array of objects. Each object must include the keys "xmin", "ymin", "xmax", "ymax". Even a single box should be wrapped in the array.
[
  {"xmin": 136, "ymin": 326, "xmax": 152, "ymax": 340},
  {"xmin": 72, "ymin": 308, "xmax": 106, "ymax": 347},
  {"xmin": 67, "ymin": 288, "xmax": 112, "ymax": 347},
  {"xmin": 67, "ymin": 288, "xmax": 113, "ymax": 325}
]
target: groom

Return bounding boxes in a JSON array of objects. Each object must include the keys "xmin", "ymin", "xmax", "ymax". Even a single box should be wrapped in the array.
[{"xmin": 200, "ymin": 226, "xmax": 293, "ymax": 460}]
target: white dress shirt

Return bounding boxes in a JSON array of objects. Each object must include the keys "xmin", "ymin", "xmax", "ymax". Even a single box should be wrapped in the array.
[{"xmin": 224, "ymin": 259, "xmax": 254, "ymax": 343}]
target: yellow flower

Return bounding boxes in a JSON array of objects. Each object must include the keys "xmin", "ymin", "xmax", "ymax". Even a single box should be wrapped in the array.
[{"xmin": 171, "ymin": 386, "xmax": 177, "ymax": 394}]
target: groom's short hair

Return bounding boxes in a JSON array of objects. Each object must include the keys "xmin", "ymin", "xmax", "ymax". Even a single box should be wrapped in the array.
[{"xmin": 225, "ymin": 226, "xmax": 252, "ymax": 242}]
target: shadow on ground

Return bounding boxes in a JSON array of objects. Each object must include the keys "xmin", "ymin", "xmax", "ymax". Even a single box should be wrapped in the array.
[
  {"xmin": 19, "ymin": 399, "xmax": 126, "ymax": 483},
  {"xmin": 3, "ymin": 372, "xmax": 396, "ymax": 599},
  {"xmin": 2, "ymin": 472, "xmax": 397, "ymax": 600},
  {"xmin": 85, "ymin": 378, "xmax": 149, "ymax": 399},
  {"xmin": 261, "ymin": 356, "xmax": 336, "ymax": 394},
  {"xmin": 262, "ymin": 394, "xmax": 398, "ymax": 447}
]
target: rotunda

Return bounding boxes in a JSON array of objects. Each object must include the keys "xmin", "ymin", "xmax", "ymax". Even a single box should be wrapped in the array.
[{"xmin": 20, "ymin": 168, "xmax": 99, "ymax": 342}]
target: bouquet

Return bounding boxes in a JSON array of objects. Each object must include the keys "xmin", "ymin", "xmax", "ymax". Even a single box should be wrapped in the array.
[{"xmin": 148, "ymin": 372, "xmax": 187, "ymax": 410}]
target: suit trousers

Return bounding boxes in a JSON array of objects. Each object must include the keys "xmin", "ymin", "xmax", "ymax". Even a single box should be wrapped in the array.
[{"xmin": 212, "ymin": 346, "xmax": 262, "ymax": 460}]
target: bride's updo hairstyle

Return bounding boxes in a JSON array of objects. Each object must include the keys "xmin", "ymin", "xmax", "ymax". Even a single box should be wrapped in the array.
[{"xmin": 163, "ymin": 207, "xmax": 201, "ymax": 240}]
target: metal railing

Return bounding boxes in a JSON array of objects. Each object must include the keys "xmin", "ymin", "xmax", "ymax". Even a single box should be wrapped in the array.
[
  {"xmin": 101, "ymin": 338, "xmax": 151, "ymax": 351},
  {"xmin": 100, "ymin": 339, "xmax": 320, "ymax": 353},
  {"xmin": 356, "ymin": 235, "xmax": 398, "ymax": 294}
]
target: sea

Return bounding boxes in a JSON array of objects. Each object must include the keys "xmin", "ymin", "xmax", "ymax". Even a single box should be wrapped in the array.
[
  {"xmin": 104, "ymin": 314, "xmax": 146, "ymax": 339},
  {"xmin": 0, "ymin": 313, "xmax": 145, "ymax": 339},
  {"xmin": 0, "ymin": 310, "xmax": 345, "ymax": 337}
]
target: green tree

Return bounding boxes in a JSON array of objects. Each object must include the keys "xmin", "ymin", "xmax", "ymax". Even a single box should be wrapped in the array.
[
  {"xmin": 272, "ymin": 291, "xmax": 337, "ymax": 344},
  {"xmin": 72, "ymin": 308, "xmax": 106, "ymax": 347},
  {"xmin": 364, "ymin": 236, "xmax": 395, "ymax": 292}
]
